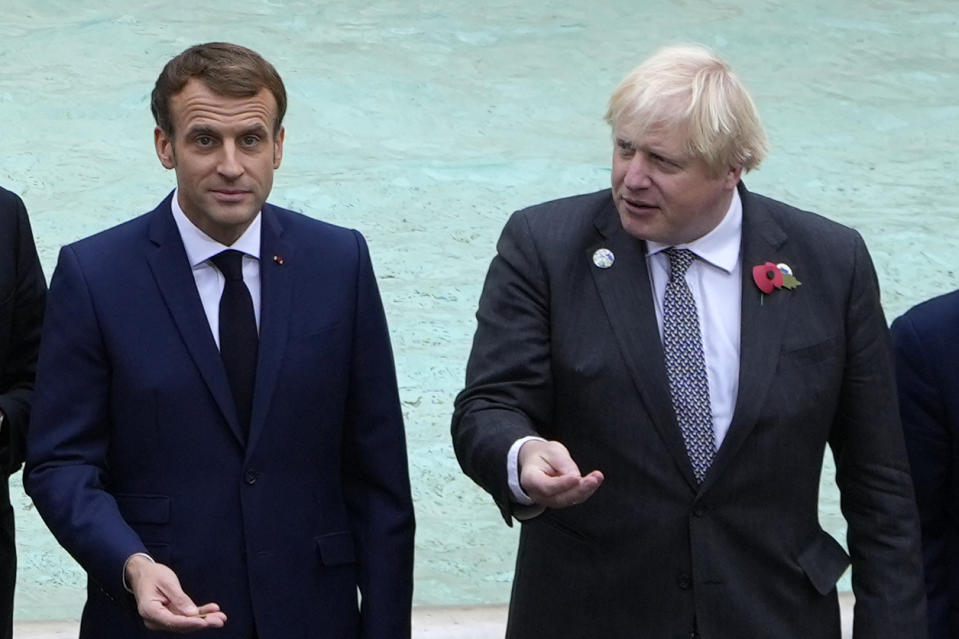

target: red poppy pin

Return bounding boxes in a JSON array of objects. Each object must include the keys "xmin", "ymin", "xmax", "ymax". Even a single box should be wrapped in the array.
[{"xmin": 752, "ymin": 262, "xmax": 801, "ymax": 301}]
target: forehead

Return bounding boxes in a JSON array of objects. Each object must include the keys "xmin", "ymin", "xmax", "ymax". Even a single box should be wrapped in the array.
[{"xmin": 169, "ymin": 78, "xmax": 277, "ymax": 132}]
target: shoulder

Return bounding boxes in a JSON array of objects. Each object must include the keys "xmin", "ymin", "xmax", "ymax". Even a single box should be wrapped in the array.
[
  {"xmin": 66, "ymin": 208, "xmax": 156, "ymax": 259},
  {"xmin": 894, "ymin": 289, "xmax": 959, "ymax": 337},
  {"xmin": 503, "ymin": 189, "xmax": 612, "ymax": 248},
  {"xmin": 741, "ymin": 187, "xmax": 873, "ymax": 294},
  {"xmin": 264, "ymin": 202, "xmax": 359, "ymax": 241},
  {"xmin": 743, "ymin": 187, "xmax": 861, "ymax": 245},
  {"xmin": 263, "ymin": 202, "xmax": 371, "ymax": 264},
  {"xmin": 513, "ymin": 189, "xmax": 611, "ymax": 226},
  {"xmin": 0, "ymin": 187, "xmax": 28, "ymax": 231},
  {"xmin": 0, "ymin": 186, "xmax": 25, "ymax": 212}
]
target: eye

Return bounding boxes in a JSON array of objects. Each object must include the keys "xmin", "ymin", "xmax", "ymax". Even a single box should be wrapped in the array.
[
  {"xmin": 240, "ymin": 135, "xmax": 261, "ymax": 148},
  {"xmin": 615, "ymin": 140, "xmax": 635, "ymax": 157},
  {"xmin": 653, "ymin": 154, "xmax": 681, "ymax": 170},
  {"xmin": 195, "ymin": 135, "xmax": 213, "ymax": 147}
]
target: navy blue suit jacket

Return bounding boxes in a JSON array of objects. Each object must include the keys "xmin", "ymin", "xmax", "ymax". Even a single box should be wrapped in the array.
[
  {"xmin": 893, "ymin": 290, "xmax": 959, "ymax": 639},
  {"xmin": 26, "ymin": 194, "xmax": 415, "ymax": 638}
]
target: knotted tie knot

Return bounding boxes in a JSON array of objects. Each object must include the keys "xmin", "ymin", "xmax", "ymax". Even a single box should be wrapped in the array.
[
  {"xmin": 211, "ymin": 249, "xmax": 245, "ymax": 281},
  {"xmin": 664, "ymin": 247, "xmax": 697, "ymax": 281}
]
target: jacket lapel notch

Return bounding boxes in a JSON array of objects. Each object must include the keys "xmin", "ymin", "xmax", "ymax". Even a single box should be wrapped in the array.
[
  {"xmin": 704, "ymin": 189, "xmax": 791, "ymax": 485},
  {"xmin": 589, "ymin": 204, "xmax": 699, "ymax": 490},
  {"xmin": 146, "ymin": 205, "xmax": 246, "ymax": 445},
  {"xmin": 246, "ymin": 206, "xmax": 294, "ymax": 454}
]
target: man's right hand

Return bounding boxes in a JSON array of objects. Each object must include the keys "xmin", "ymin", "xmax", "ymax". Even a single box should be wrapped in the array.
[
  {"xmin": 518, "ymin": 440, "xmax": 604, "ymax": 508},
  {"xmin": 124, "ymin": 555, "xmax": 227, "ymax": 633}
]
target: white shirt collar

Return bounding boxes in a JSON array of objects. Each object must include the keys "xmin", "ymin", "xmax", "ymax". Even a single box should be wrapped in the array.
[
  {"xmin": 170, "ymin": 189, "xmax": 262, "ymax": 267},
  {"xmin": 646, "ymin": 186, "xmax": 742, "ymax": 274}
]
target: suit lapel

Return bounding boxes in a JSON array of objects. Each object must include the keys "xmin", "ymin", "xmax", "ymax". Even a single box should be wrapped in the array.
[
  {"xmin": 146, "ymin": 196, "xmax": 244, "ymax": 444},
  {"xmin": 246, "ymin": 204, "xmax": 295, "ymax": 454},
  {"xmin": 701, "ymin": 185, "xmax": 791, "ymax": 490},
  {"xmin": 589, "ymin": 198, "xmax": 699, "ymax": 490}
]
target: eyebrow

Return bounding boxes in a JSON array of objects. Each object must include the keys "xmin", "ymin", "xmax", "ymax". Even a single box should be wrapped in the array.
[
  {"xmin": 184, "ymin": 124, "xmax": 270, "ymax": 139},
  {"xmin": 185, "ymin": 125, "xmax": 219, "ymax": 139},
  {"xmin": 237, "ymin": 124, "xmax": 269, "ymax": 137}
]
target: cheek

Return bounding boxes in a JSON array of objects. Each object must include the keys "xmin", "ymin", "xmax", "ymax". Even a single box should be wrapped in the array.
[{"xmin": 610, "ymin": 163, "xmax": 625, "ymax": 189}]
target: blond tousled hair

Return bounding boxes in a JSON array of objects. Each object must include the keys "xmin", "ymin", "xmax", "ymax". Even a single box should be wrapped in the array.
[{"xmin": 604, "ymin": 44, "xmax": 768, "ymax": 176}]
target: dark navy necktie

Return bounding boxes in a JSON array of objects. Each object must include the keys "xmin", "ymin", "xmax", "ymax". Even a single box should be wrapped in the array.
[
  {"xmin": 210, "ymin": 249, "xmax": 258, "ymax": 441},
  {"xmin": 662, "ymin": 248, "xmax": 715, "ymax": 483}
]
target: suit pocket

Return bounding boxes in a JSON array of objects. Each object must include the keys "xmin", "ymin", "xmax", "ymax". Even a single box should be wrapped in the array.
[
  {"xmin": 114, "ymin": 494, "xmax": 170, "ymax": 524},
  {"xmin": 115, "ymin": 494, "xmax": 171, "ymax": 546},
  {"xmin": 316, "ymin": 531, "xmax": 356, "ymax": 566},
  {"xmin": 289, "ymin": 319, "xmax": 345, "ymax": 343},
  {"xmin": 534, "ymin": 513, "xmax": 594, "ymax": 546},
  {"xmin": 797, "ymin": 530, "xmax": 850, "ymax": 595},
  {"xmin": 779, "ymin": 335, "xmax": 842, "ymax": 371}
]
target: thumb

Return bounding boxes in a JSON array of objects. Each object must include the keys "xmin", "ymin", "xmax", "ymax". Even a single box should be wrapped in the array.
[
  {"xmin": 541, "ymin": 442, "xmax": 582, "ymax": 477},
  {"xmin": 157, "ymin": 574, "xmax": 200, "ymax": 616}
]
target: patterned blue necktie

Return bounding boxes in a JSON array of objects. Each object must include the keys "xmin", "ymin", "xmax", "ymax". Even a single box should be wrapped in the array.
[{"xmin": 662, "ymin": 248, "xmax": 715, "ymax": 483}]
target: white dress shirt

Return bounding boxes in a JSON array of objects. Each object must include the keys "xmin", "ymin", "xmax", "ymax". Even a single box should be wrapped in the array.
[
  {"xmin": 170, "ymin": 190, "xmax": 262, "ymax": 346},
  {"xmin": 508, "ymin": 188, "xmax": 744, "ymax": 505},
  {"xmin": 123, "ymin": 191, "xmax": 264, "ymax": 590}
]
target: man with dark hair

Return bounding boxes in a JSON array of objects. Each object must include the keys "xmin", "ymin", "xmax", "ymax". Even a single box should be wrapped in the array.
[
  {"xmin": 26, "ymin": 42, "xmax": 414, "ymax": 638},
  {"xmin": 150, "ymin": 42, "xmax": 287, "ymax": 138},
  {"xmin": 0, "ymin": 186, "xmax": 46, "ymax": 639}
]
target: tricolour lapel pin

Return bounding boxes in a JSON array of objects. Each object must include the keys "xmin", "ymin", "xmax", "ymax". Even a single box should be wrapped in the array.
[
  {"xmin": 273, "ymin": 255, "xmax": 285, "ymax": 265},
  {"xmin": 592, "ymin": 248, "xmax": 615, "ymax": 269}
]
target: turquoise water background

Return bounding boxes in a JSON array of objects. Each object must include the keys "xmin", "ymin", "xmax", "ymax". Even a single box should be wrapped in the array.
[{"xmin": 2, "ymin": 0, "xmax": 958, "ymax": 621}]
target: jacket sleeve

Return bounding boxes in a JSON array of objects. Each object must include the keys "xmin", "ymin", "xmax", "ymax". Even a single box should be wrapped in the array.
[
  {"xmin": 829, "ymin": 233, "xmax": 928, "ymax": 638},
  {"xmin": 24, "ymin": 245, "xmax": 148, "ymax": 603},
  {"xmin": 341, "ymin": 230, "xmax": 416, "ymax": 639},
  {"xmin": 451, "ymin": 211, "xmax": 553, "ymax": 523}
]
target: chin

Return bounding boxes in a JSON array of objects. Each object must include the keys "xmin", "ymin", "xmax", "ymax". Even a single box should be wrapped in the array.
[{"xmin": 616, "ymin": 212, "xmax": 652, "ymax": 242}]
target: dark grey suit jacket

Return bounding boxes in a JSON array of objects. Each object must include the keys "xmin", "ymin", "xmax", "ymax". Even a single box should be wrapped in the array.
[{"xmin": 452, "ymin": 184, "xmax": 926, "ymax": 638}]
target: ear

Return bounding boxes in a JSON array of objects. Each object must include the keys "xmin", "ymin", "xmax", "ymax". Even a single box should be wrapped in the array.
[
  {"xmin": 723, "ymin": 165, "xmax": 743, "ymax": 189},
  {"xmin": 154, "ymin": 127, "xmax": 176, "ymax": 169},
  {"xmin": 273, "ymin": 126, "xmax": 285, "ymax": 170}
]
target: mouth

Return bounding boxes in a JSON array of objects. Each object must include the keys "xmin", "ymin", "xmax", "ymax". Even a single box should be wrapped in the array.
[
  {"xmin": 619, "ymin": 195, "xmax": 659, "ymax": 214},
  {"xmin": 210, "ymin": 189, "xmax": 251, "ymax": 203}
]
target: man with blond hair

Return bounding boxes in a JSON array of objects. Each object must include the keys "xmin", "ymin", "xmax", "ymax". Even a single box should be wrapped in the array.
[{"xmin": 452, "ymin": 45, "xmax": 926, "ymax": 637}]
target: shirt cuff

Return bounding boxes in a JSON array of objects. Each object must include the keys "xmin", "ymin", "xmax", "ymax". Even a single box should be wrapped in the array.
[
  {"xmin": 507, "ymin": 436, "xmax": 547, "ymax": 505},
  {"xmin": 122, "ymin": 552, "xmax": 155, "ymax": 593}
]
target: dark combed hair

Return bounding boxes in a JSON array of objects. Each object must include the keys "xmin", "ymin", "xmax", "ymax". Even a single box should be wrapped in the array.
[{"xmin": 151, "ymin": 42, "xmax": 287, "ymax": 136}]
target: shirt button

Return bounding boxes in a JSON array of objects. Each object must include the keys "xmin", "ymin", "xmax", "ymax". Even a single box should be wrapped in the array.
[{"xmin": 245, "ymin": 469, "xmax": 258, "ymax": 485}]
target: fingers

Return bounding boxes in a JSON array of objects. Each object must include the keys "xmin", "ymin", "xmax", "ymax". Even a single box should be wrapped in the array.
[
  {"xmin": 129, "ymin": 561, "xmax": 227, "ymax": 633},
  {"xmin": 519, "ymin": 440, "xmax": 604, "ymax": 508}
]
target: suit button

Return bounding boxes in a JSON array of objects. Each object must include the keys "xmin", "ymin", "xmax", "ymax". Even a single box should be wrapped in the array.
[
  {"xmin": 692, "ymin": 505, "xmax": 707, "ymax": 517},
  {"xmin": 677, "ymin": 574, "xmax": 692, "ymax": 590},
  {"xmin": 245, "ymin": 469, "xmax": 258, "ymax": 485}
]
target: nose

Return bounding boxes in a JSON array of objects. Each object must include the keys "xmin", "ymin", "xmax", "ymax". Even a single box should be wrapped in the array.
[
  {"xmin": 217, "ymin": 141, "xmax": 244, "ymax": 180},
  {"xmin": 623, "ymin": 154, "xmax": 651, "ymax": 190}
]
